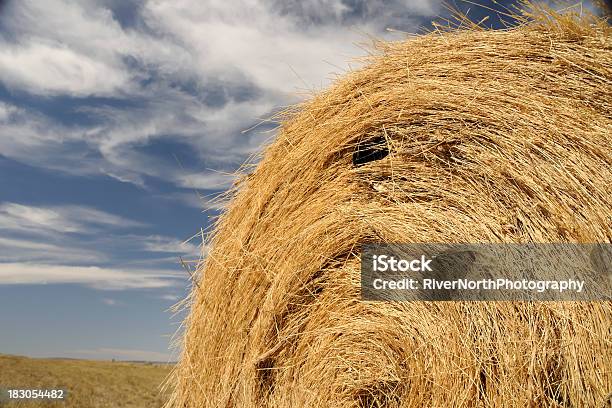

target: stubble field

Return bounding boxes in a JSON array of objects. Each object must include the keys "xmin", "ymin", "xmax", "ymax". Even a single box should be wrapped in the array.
[{"xmin": 0, "ymin": 354, "xmax": 172, "ymax": 408}]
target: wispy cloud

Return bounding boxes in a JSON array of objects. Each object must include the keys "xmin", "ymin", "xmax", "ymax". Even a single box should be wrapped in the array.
[
  {"xmin": 0, "ymin": 202, "xmax": 146, "ymax": 235},
  {"xmin": 0, "ymin": 237, "xmax": 106, "ymax": 264},
  {"xmin": 158, "ymin": 191, "xmax": 230, "ymax": 211},
  {"xmin": 0, "ymin": 0, "xmax": 441, "ymax": 190},
  {"xmin": 0, "ymin": 201, "xmax": 200, "ymax": 289},
  {"xmin": 142, "ymin": 235, "xmax": 199, "ymax": 255},
  {"xmin": 175, "ymin": 172, "xmax": 236, "ymax": 190},
  {"xmin": 0, "ymin": 263, "xmax": 184, "ymax": 290},
  {"xmin": 159, "ymin": 293, "xmax": 180, "ymax": 302},
  {"xmin": 0, "ymin": 41, "xmax": 130, "ymax": 96},
  {"xmin": 101, "ymin": 297, "xmax": 120, "ymax": 306}
]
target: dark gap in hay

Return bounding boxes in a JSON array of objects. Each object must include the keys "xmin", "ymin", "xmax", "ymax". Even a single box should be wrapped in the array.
[
  {"xmin": 555, "ymin": 225, "xmax": 572, "ymax": 240},
  {"xmin": 536, "ymin": 204, "xmax": 551, "ymax": 220},
  {"xmin": 478, "ymin": 367, "xmax": 488, "ymax": 402},
  {"xmin": 515, "ymin": 217, "xmax": 525, "ymax": 234},
  {"xmin": 255, "ymin": 356, "xmax": 276, "ymax": 399},
  {"xmin": 353, "ymin": 135, "xmax": 390, "ymax": 166},
  {"xmin": 543, "ymin": 369, "xmax": 567, "ymax": 407},
  {"xmin": 430, "ymin": 140, "xmax": 466, "ymax": 165},
  {"xmin": 354, "ymin": 380, "xmax": 402, "ymax": 408},
  {"xmin": 543, "ymin": 319, "xmax": 568, "ymax": 407}
]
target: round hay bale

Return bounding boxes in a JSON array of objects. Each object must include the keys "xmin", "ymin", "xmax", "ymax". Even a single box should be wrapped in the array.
[{"xmin": 168, "ymin": 8, "xmax": 611, "ymax": 408}]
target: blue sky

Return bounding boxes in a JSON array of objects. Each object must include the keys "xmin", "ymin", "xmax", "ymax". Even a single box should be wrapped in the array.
[{"xmin": 0, "ymin": 0, "xmax": 598, "ymax": 361}]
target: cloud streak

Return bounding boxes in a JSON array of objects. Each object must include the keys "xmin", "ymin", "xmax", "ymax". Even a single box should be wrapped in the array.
[
  {"xmin": 0, "ymin": 263, "xmax": 184, "ymax": 290},
  {"xmin": 0, "ymin": 236, "xmax": 106, "ymax": 264},
  {"xmin": 0, "ymin": 202, "xmax": 200, "ymax": 289},
  {"xmin": 0, "ymin": 202, "xmax": 146, "ymax": 234},
  {"xmin": 0, "ymin": 41, "xmax": 130, "ymax": 96},
  {"xmin": 142, "ymin": 235, "xmax": 199, "ymax": 255}
]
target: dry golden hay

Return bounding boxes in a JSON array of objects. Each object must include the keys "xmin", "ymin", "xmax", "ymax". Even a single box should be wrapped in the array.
[{"xmin": 167, "ymin": 5, "xmax": 612, "ymax": 408}]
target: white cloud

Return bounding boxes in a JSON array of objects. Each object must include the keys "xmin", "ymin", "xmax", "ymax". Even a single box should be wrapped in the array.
[
  {"xmin": 102, "ymin": 297, "xmax": 120, "ymax": 306},
  {"xmin": 0, "ymin": 237, "xmax": 105, "ymax": 264},
  {"xmin": 160, "ymin": 293, "xmax": 180, "ymax": 301},
  {"xmin": 0, "ymin": 202, "xmax": 146, "ymax": 234},
  {"xmin": 0, "ymin": 203, "xmax": 81, "ymax": 233},
  {"xmin": 142, "ymin": 235, "xmax": 199, "ymax": 255},
  {"xmin": 1, "ymin": 0, "xmax": 441, "ymax": 97},
  {"xmin": 156, "ymin": 190, "xmax": 230, "ymax": 210},
  {"xmin": 175, "ymin": 172, "xmax": 236, "ymax": 190},
  {"xmin": 143, "ymin": 0, "xmax": 440, "ymax": 94},
  {"xmin": 0, "ymin": 42, "xmax": 130, "ymax": 96},
  {"xmin": 0, "ymin": 102, "xmax": 18, "ymax": 121},
  {"xmin": 0, "ymin": 202, "xmax": 200, "ymax": 290},
  {"xmin": 0, "ymin": 0, "xmax": 188, "ymax": 96},
  {"xmin": 0, "ymin": 263, "xmax": 183, "ymax": 290},
  {"xmin": 68, "ymin": 206, "xmax": 147, "ymax": 228}
]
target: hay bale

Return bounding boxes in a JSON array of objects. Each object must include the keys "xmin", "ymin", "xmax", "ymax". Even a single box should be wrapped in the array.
[{"xmin": 168, "ymin": 7, "xmax": 611, "ymax": 408}]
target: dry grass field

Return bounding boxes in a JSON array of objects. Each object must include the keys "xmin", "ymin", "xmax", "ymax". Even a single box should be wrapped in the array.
[{"xmin": 0, "ymin": 354, "xmax": 172, "ymax": 408}]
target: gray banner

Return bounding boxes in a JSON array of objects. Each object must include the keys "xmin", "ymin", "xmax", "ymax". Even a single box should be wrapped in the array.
[{"xmin": 361, "ymin": 244, "xmax": 611, "ymax": 301}]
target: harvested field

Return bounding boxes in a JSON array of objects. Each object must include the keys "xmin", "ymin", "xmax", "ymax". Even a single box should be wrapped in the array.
[{"xmin": 0, "ymin": 354, "xmax": 171, "ymax": 408}]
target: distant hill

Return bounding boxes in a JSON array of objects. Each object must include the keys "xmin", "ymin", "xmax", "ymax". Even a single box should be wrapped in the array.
[{"xmin": 0, "ymin": 354, "xmax": 173, "ymax": 407}]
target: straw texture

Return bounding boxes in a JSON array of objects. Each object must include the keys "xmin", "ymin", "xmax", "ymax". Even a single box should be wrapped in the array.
[{"xmin": 167, "ymin": 6, "xmax": 611, "ymax": 408}]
